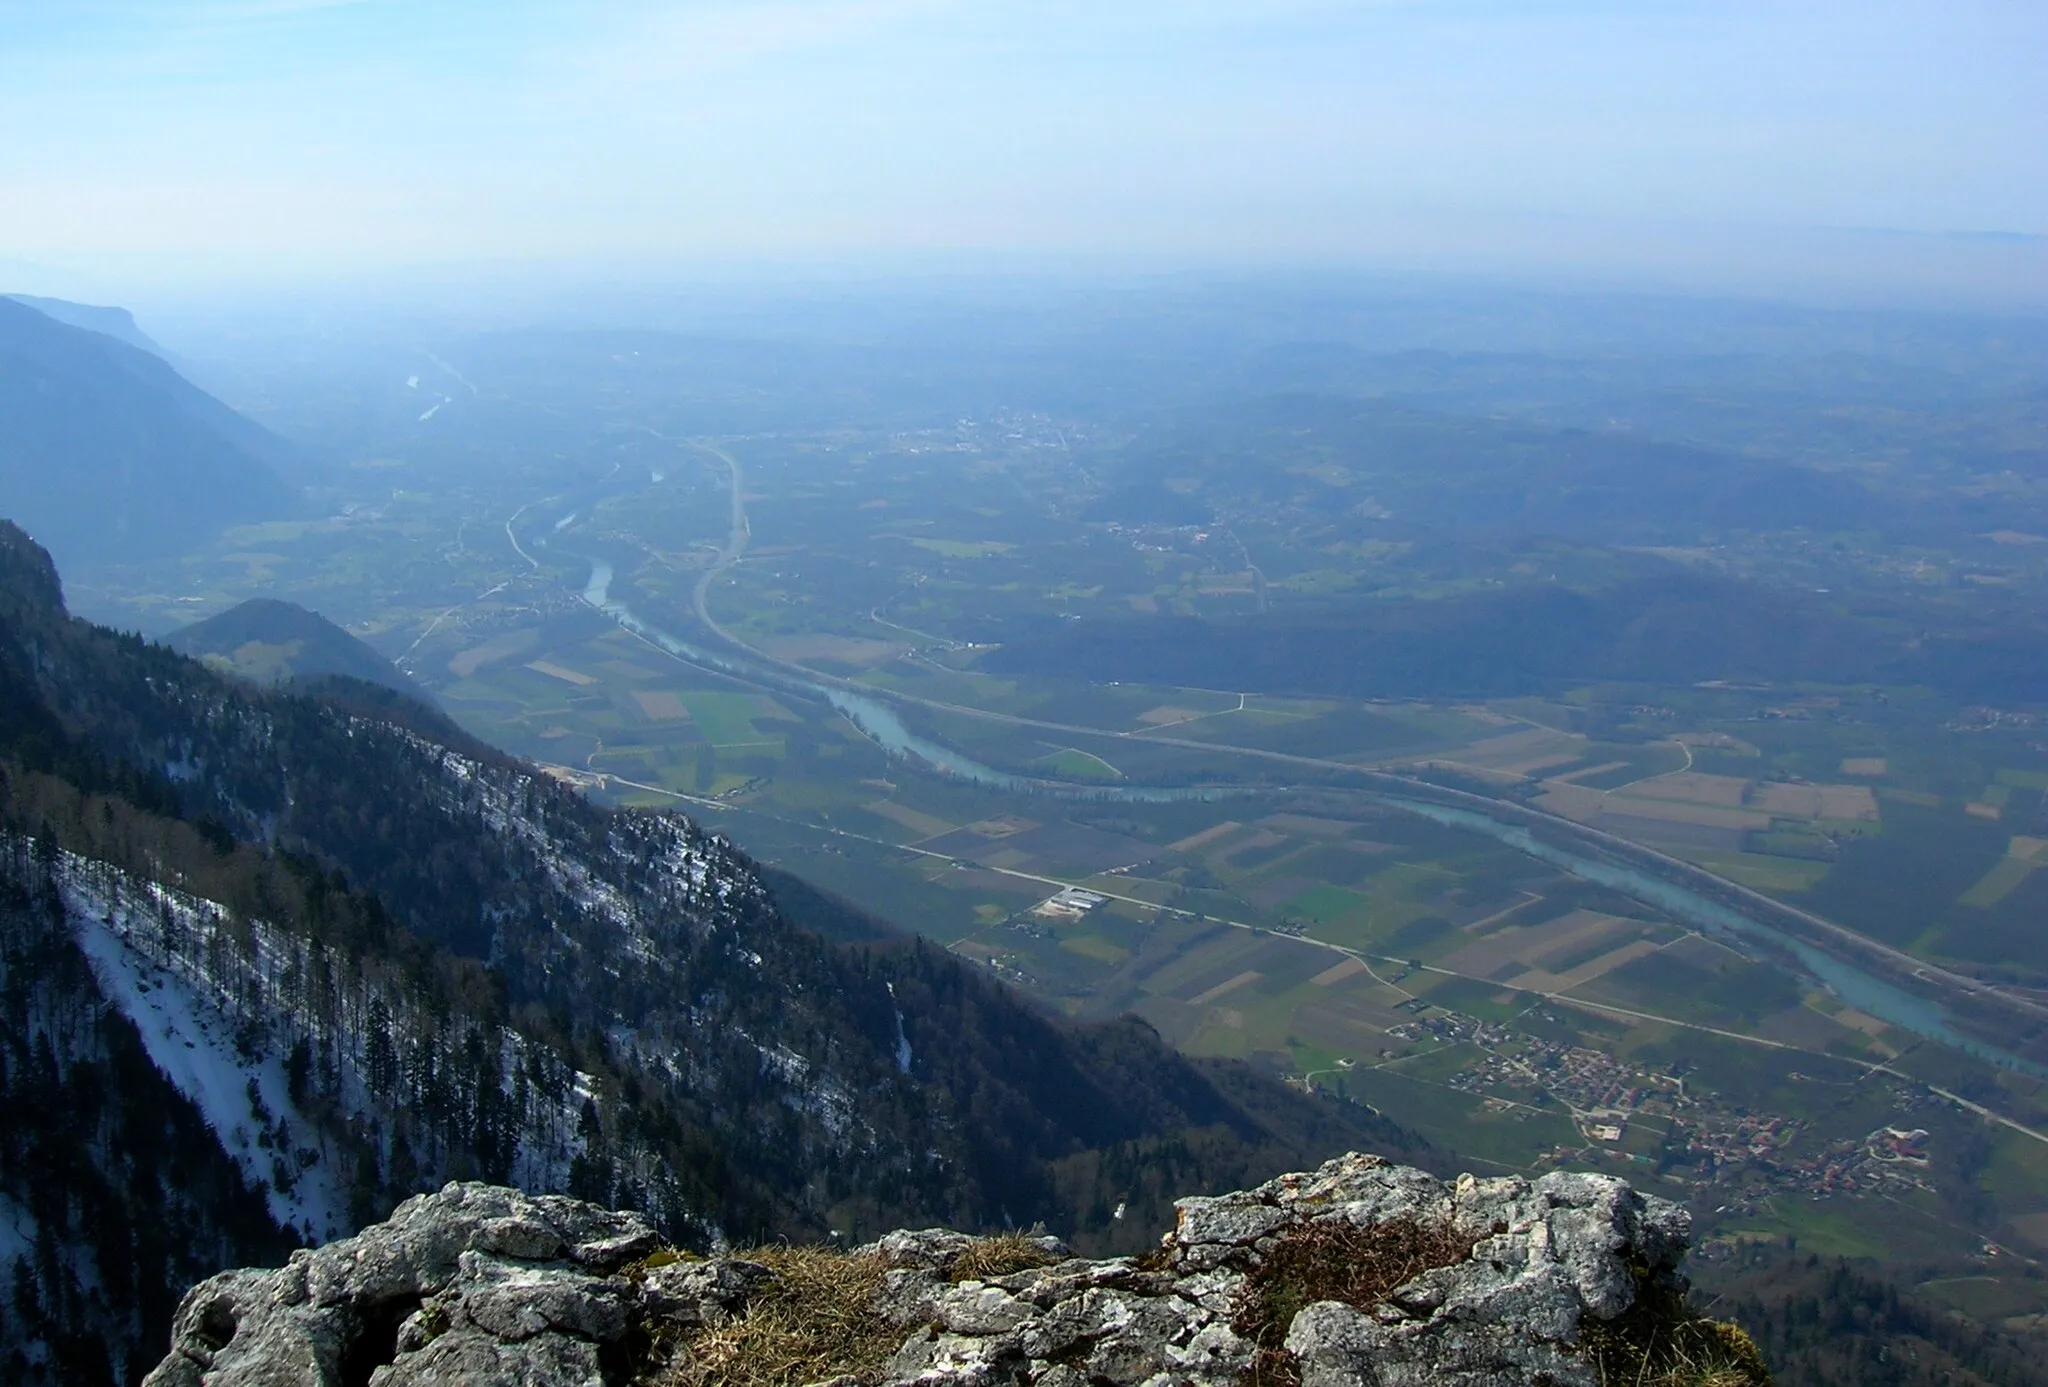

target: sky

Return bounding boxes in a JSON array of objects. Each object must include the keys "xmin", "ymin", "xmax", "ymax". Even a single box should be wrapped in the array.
[{"xmin": 0, "ymin": 0, "xmax": 2043, "ymax": 302}]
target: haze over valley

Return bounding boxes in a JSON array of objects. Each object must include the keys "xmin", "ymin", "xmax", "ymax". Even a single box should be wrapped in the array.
[{"xmin": 3, "ymin": 3, "xmax": 2046, "ymax": 1384}]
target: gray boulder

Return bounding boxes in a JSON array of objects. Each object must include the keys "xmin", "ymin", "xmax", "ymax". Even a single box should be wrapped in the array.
[
  {"xmin": 144, "ymin": 1155, "xmax": 1762, "ymax": 1387},
  {"xmin": 143, "ymin": 1181, "xmax": 664, "ymax": 1387}
]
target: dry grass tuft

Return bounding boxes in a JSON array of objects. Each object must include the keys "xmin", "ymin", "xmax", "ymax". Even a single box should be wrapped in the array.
[
  {"xmin": 1231, "ymin": 1217, "xmax": 1481, "ymax": 1387},
  {"xmin": 946, "ymin": 1232, "xmax": 1062, "ymax": 1284},
  {"xmin": 651, "ymin": 1233, "xmax": 1063, "ymax": 1387},
  {"xmin": 658, "ymin": 1246, "xmax": 900, "ymax": 1387}
]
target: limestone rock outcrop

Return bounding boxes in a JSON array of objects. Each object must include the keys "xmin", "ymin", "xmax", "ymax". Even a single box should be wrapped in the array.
[{"xmin": 143, "ymin": 1153, "xmax": 1765, "ymax": 1387}]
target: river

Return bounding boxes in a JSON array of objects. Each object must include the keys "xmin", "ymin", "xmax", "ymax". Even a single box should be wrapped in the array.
[
  {"xmin": 571, "ymin": 553, "xmax": 2043, "ymax": 1079},
  {"xmin": 1374, "ymin": 799, "xmax": 2045, "ymax": 1079},
  {"xmin": 584, "ymin": 559, "xmax": 1243, "ymax": 802}
]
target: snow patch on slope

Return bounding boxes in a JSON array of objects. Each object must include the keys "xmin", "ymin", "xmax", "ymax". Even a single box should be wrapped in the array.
[
  {"xmin": 887, "ymin": 982, "xmax": 913, "ymax": 1075},
  {"xmin": 62, "ymin": 868, "xmax": 348, "ymax": 1242}
]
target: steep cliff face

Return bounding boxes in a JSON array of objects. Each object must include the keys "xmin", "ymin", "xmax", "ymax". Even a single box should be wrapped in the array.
[{"xmin": 143, "ymin": 1154, "xmax": 1768, "ymax": 1387}]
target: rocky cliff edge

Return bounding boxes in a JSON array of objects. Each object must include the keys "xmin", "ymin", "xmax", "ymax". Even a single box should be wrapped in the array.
[{"xmin": 143, "ymin": 1152, "xmax": 1767, "ymax": 1387}]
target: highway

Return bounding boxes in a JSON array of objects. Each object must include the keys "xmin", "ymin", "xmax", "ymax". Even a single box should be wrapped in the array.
[{"xmin": 677, "ymin": 449, "xmax": 2046, "ymax": 1032}]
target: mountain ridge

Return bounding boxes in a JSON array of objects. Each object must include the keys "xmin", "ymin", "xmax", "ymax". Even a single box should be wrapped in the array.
[
  {"xmin": 0, "ymin": 298, "xmax": 301, "ymax": 571},
  {"xmin": 2, "ymin": 294, "xmax": 169, "ymax": 358},
  {"xmin": 0, "ymin": 521, "xmax": 1429, "ymax": 1384}
]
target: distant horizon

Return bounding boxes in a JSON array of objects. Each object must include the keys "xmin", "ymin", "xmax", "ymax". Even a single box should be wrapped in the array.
[
  {"xmin": 3, "ymin": 2, "xmax": 2043, "ymax": 310},
  {"xmin": 8, "ymin": 231, "xmax": 2048, "ymax": 339}
]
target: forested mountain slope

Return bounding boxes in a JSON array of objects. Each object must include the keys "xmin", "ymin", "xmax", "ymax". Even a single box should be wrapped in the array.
[
  {"xmin": 0, "ymin": 299, "xmax": 299, "ymax": 571},
  {"xmin": 0, "ymin": 846, "xmax": 294, "ymax": 1386},
  {"xmin": 0, "ymin": 521, "xmax": 1423, "ymax": 1385}
]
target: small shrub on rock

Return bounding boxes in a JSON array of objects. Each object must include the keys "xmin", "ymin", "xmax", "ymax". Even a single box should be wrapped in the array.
[
  {"xmin": 1231, "ymin": 1217, "xmax": 1482, "ymax": 1387},
  {"xmin": 1581, "ymin": 1264, "xmax": 1770, "ymax": 1387}
]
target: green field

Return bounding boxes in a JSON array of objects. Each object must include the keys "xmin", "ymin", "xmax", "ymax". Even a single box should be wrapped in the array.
[{"xmin": 68, "ymin": 399, "xmax": 2048, "ymax": 1288}]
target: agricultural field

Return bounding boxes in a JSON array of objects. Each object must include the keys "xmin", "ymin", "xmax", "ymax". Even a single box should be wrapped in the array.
[{"xmin": 69, "ymin": 393, "xmax": 2048, "ymax": 1299}]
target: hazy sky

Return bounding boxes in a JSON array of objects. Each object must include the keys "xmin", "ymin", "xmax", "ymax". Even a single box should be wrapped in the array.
[{"xmin": 1, "ymin": 1, "xmax": 2043, "ymax": 297}]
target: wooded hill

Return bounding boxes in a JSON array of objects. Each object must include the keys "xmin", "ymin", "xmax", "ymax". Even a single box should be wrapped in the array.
[{"xmin": 164, "ymin": 597, "xmax": 437, "ymax": 705}]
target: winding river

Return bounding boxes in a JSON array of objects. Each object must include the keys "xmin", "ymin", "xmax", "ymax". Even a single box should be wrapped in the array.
[
  {"xmin": 568, "ymin": 550, "xmax": 2043, "ymax": 1080},
  {"xmin": 1376, "ymin": 799, "xmax": 2045, "ymax": 1079},
  {"xmin": 584, "ymin": 560, "xmax": 1243, "ymax": 803}
]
